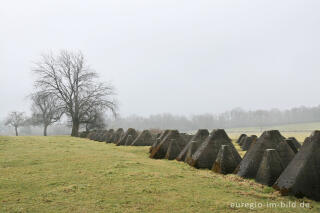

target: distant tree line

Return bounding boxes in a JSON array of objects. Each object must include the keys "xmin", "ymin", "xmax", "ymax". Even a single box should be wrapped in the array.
[
  {"xmin": 3, "ymin": 105, "xmax": 320, "ymax": 136},
  {"xmin": 107, "ymin": 106, "xmax": 320, "ymax": 131}
]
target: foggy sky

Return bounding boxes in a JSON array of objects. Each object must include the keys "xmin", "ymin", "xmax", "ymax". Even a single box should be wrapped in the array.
[{"xmin": 1, "ymin": 0, "xmax": 320, "ymax": 119}]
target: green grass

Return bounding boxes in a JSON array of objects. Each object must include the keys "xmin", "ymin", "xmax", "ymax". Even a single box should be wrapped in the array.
[{"xmin": 0, "ymin": 136, "xmax": 319, "ymax": 213}]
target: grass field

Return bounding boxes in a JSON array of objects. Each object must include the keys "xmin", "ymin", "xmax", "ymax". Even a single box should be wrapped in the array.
[
  {"xmin": 1, "ymin": 136, "xmax": 319, "ymax": 213},
  {"xmin": 226, "ymin": 122, "xmax": 320, "ymax": 142}
]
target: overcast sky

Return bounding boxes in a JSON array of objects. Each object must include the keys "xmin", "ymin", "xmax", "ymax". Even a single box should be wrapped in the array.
[{"xmin": 1, "ymin": 0, "xmax": 320, "ymax": 119}]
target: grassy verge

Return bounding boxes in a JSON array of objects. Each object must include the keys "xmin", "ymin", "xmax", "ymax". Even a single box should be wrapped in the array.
[{"xmin": 0, "ymin": 136, "xmax": 319, "ymax": 212}]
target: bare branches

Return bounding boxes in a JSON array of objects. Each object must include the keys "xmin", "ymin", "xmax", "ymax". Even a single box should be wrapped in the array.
[
  {"xmin": 30, "ymin": 91, "xmax": 64, "ymax": 136},
  {"xmin": 5, "ymin": 111, "xmax": 27, "ymax": 136},
  {"xmin": 32, "ymin": 50, "xmax": 117, "ymax": 136},
  {"xmin": 31, "ymin": 92, "xmax": 64, "ymax": 123}
]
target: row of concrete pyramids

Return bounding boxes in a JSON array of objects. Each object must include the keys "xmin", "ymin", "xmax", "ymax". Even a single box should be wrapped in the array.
[
  {"xmin": 148, "ymin": 129, "xmax": 320, "ymax": 201},
  {"xmin": 149, "ymin": 129, "xmax": 242, "ymax": 175},
  {"xmin": 84, "ymin": 128, "xmax": 156, "ymax": 146},
  {"xmin": 237, "ymin": 134, "xmax": 258, "ymax": 151},
  {"xmin": 237, "ymin": 130, "xmax": 320, "ymax": 201},
  {"xmin": 82, "ymin": 128, "xmax": 320, "ymax": 201}
]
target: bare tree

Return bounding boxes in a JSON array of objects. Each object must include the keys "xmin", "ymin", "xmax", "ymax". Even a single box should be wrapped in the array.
[
  {"xmin": 30, "ymin": 92, "xmax": 64, "ymax": 136},
  {"xmin": 32, "ymin": 50, "xmax": 117, "ymax": 136},
  {"xmin": 5, "ymin": 111, "xmax": 26, "ymax": 136}
]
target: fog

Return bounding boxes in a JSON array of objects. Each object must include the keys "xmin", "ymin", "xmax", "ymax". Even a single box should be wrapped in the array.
[{"xmin": 1, "ymin": 0, "xmax": 320, "ymax": 120}]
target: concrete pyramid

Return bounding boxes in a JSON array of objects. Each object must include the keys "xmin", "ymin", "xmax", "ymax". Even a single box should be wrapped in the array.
[
  {"xmin": 285, "ymin": 137, "xmax": 301, "ymax": 154},
  {"xmin": 150, "ymin": 138, "xmax": 161, "ymax": 154},
  {"xmin": 236, "ymin": 130, "xmax": 294, "ymax": 179},
  {"xmin": 237, "ymin": 134, "xmax": 247, "ymax": 144},
  {"xmin": 149, "ymin": 130, "xmax": 170, "ymax": 153},
  {"xmin": 176, "ymin": 129, "xmax": 209, "ymax": 162},
  {"xmin": 112, "ymin": 128, "xmax": 124, "ymax": 144},
  {"xmin": 180, "ymin": 133, "xmax": 193, "ymax": 143},
  {"xmin": 95, "ymin": 130, "xmax": 103, "ymax": 142},
  {"xmin": 150, "ymin": 130, "xmax": 187, "ymax": 159},
  {"xmin": 188, "ymin": 129, "xmax": 241, "ymax": 169},
  {"xmin": 165, "ymin": 139, "xmax": 183, "ymax": 160},
  {"xmin": 92, "ymin": 131, "xmax": 99, "ymax": 141},
  {"xmin": 101, "ymin": 129, "xmax": 108, "ymax": 142},
  {"xmin": 100, "ymin": 130, "xmax": 108, "ymax": 142},
  {"xmin": 155, "ymin": 133, "xmax": 161, "ymax": 140},
  {"xmin": 124, "ymin": 135, "xmax": 134, "ymax": 145},
  {"xmin": 95, "ymin": 130, "xmax": 107, "ymax": 142},
  {"xmin": 79, "ymin": 131, "xmax": 88, "ymax": 138},
  {"xmin": 239, "ymin": 135, "xmax": 248, "ymax": 146},
  {"xmin": 131, "ymin": 130, "xmax": 154, "ymax": 146},
  {"xmin": 241, "ymin": 135, "xmax": 257, "ymax": 151},
  {"xmin": 273, "ymin": 131, "xmax": 320, "ymax": 201},
  {"xmin": 255, "ymin": 149, "xmax": 285, "ymax": 186},
  {"xmin": 116, "ymin": 128, "xmax": 138, "ymax": 146},
  {"xmin": 88, "ymin": 131, "xmax": 96, "ymax": 140},
  {"xmin": 101, "ymin": 130, "xmax": 110, "ymax": 142},
  {"xmin": 184, "ymin": 141, "xmax": 199, "ymax": 164},
  {"xmin": 104, "ymin": 129, "xmax": 114, "ymax": 143},
  {"xmin": 93, "ymin": 131, "xmax": 103, "ymax": 141},
  {"xmin": 212, "ymin": 145, "xmax": 242, "ymax": 174},
  {"xmin": 276, "ymin": 140, "xmax": 296, "ymax": 168}
]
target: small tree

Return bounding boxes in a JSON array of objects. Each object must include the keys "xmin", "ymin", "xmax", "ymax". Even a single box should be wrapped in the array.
[
  {"xmin": 30, "ymin": 92, "xmax": 64, "ymax": 136},
  {"xmin": 5, "ymin": 111, "xmax": 26, "ymax": 136}
]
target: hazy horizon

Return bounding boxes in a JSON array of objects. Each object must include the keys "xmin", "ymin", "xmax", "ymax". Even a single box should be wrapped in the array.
[{"xmin": 1, "ymin": 0, "xmax": 320, "ymax": 119}]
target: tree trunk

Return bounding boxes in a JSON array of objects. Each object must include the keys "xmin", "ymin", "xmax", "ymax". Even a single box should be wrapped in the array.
[
  {"xmin": 15, "ymin": 127, "xmax": 18, "ymax": 136},
  {"xmin": 71, "ymin": 119, "xmax": 80, "ymax": 137},
  {"xmin": 85, "ymin": 123, "xmax": 89, "ymax": 132},
  {"xmin": 43, "ymin": 125, "xmax": 48, "ymax": 136}
]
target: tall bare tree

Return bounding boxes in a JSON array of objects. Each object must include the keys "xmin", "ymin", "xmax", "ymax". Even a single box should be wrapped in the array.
[
  {"xmin": 33, "ymin": 50, "xmax": 116, "ymax": 136},
  {"xmin": 30, "ymin": 92, "xmax": 64, "ymax": 136},
  {"xmin": 5, "ymin": 111, "xmax": 26, "ymax": 136}
]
